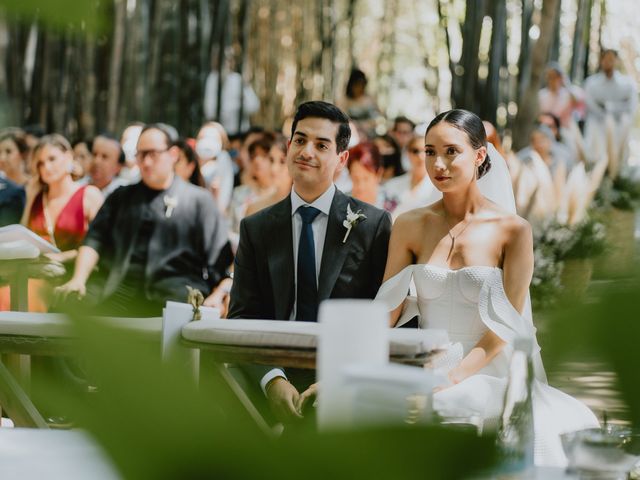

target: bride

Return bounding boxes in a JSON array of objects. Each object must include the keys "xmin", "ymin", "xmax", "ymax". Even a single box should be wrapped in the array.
[{"xmin": 375, "ymin": 109, "xmax": 598, "ymax": 467}]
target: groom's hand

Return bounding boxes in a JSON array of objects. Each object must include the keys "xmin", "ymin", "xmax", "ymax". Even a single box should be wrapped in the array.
[
  {"xmin": 296, "ymin": 382, "xmax": 318, "ymax": 415},
  {"xmin": 266, "ymin": 377, "xmax": 303, "ymax": 423}
]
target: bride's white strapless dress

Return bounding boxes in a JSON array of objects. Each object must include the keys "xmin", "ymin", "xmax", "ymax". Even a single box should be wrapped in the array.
[{"xmin": 375, "ymin": 264, "xmax": 599, "ymax": 467}]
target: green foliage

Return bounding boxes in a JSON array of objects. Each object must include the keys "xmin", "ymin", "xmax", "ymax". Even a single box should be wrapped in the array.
[
  {"xmin": 38, "ymin": 313, "xmax": 498, "ymax": 479},
  {"xmin": 531, "ymin": 239, "xmax": 564, "ymax": 310},
  {"xmin": 531, "ymin": 216, "xmax": 607, "ymax": 308},
  {"xmin": 542, "ymin": 272, "xmax": 640, "ymax": 427},
  {"xmin": 595, "ymin": 175, "xmax": 640, "ymax": 211},
  {"xmin": 0, "ymin": 0, "xmax": 104, "ymax": 32}
]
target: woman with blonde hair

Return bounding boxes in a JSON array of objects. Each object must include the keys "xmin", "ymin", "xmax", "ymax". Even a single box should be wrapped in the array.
[{"xmin": 3, "ymin": 134, "xmax": 104, "ymax": 311}]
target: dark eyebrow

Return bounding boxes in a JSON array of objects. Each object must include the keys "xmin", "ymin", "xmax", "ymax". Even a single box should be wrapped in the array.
[
  {"xmin": 292, "ymin": 131, "xmax": 333, "ymax": 144},
  {"xmin": 424, "ymin": 143, "xmax": 461, "ymax": 148}
]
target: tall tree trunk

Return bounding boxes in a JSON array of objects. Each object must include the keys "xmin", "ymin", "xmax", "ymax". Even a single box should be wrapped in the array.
[
  {"xmin": 147, "ymin": 0, "xmax": 165, "ymax": 121},
  {"xmin": 78, "ymin": 33, "xmax": 97, "ymax": 137},
  {"xmin": 570, "ymin": 0, "xmax": 590, "ymax": 83},
  {"xmin": 437, "ymin": 0, "xmax": 456, "ymax": 107},
  {"xmin": 213, "ymin": 0, "xmax": 230, "ymax": 122},
  {"xmin": 549, "ymin": 0, "xmax": 562, "ymax": 62},
  {"xmin": 480, "ymin": 0, "xmax": 507, "ymax": 125},
  {"xmin": 28, "ymin": 26, "xmax": 48, "ymax": 128},
  {"xmin": 55, "ymin": 30, "xmax": 74, "ymax": 134},
  {"xmin": 517, "ymin": 0, "xmax": 535, "ymax": 103},
  {"xmin": 106, "ymin": 0, "xmax": 126, "ymax": 133},
  {"xmin": 512, "ymin": 0, "xmax": 561, "ymax": 150},
  {"xmin": 455, "ymin": 0, "xmax": 487, "ymax": 111},
  {"xmin": 236, "ymin": 0, "xmax": 250, "ymax": 133},
  {"xmin": 581, "ymin": 0, "xmax": 595, "ymax": 82},
  {"xmin": 4, "ymin": 20, "xmax": 28, "ymax": 125},
  {"xmin": 597, "ymin": 0, "xmax": 606, "ymax": 53},
  {"xmin": 346, "ymin": 0, "xmax": 357, "ymax": 69}
]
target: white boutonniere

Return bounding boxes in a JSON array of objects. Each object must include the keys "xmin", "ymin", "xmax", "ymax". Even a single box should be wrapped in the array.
[
  {"xmin": 342, "ymin": 204, "xmax": 367, "ymax": 243},
  {"xmin": 163, "ymin": 195, "xmax": 178, "ymax": 218}
]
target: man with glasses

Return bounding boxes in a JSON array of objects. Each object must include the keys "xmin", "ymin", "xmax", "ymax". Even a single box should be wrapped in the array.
[{"xmin": 56, "ymin": 123, "xmax": 232, "ymax": 316}]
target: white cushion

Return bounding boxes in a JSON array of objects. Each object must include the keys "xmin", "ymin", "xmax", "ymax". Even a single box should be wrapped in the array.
[
  {"xmin": 0, "ymin": 312, "xmax": 71, "ymax": 337},
  {"xmin": 181, "ymin": 319, "xmax": 448, "ymax": 357},
  {"xmin": 0, "ymin": 312, "xmax": 162, "ymax": 338}
]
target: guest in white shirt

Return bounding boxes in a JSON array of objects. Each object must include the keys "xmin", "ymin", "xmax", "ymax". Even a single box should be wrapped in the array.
[
  {"xmin": 203, "ymin": 55, "xmax": 260, "ymax": 136},
  {"xmin": 383, "ymin": 135, "xmax": 436, "ymax": 220},
  {"xmin": 584, "ymin": 49, "xmax": 638, "ymax": 165},
  {"xmin": 195, "ymin": 122, "xmax": 235, "ymax": 214}
]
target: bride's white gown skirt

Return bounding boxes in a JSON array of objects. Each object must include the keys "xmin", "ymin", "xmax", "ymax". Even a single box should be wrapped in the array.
[{"xmin": 376, "ymin": 264, "xmax": 599, "ymax": 467}]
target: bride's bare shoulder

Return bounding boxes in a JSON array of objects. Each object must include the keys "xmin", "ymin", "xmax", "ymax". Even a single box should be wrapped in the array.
[
  {"xmin": 393, "ymin": 202, "xmax": 444, "ymax": 232},
  {"xmin": 491, "ymin": 207, "xmax": 532, "ymax": 243}
]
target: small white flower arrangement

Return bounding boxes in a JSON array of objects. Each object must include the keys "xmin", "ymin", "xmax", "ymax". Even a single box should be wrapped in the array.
[
  {"xmin": 163, "ymin": 195, "xmax": 178, "ymax": 218},
  {"xmin": 342, "ymin": 204, "xmax": 367, "ymax": 243}
]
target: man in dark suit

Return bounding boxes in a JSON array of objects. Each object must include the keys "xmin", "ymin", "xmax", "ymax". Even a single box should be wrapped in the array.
[{"xmin": 228, "ymin": 101, "xmax": 391, "ymax": 422}]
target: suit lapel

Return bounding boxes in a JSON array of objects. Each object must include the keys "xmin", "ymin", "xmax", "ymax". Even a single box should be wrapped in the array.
[
  {"xmin": 266, "ymin": 196, "xmax": 295, "ymax": 319},
  {"xmin": 317, "ymin": 190, "xmax": 353, "ymax": 302}
]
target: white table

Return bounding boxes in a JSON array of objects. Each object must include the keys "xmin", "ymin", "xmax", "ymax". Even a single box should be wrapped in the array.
[{"xmin": 0, "ymin": 428, "xmax": 120, "ymax": 479}]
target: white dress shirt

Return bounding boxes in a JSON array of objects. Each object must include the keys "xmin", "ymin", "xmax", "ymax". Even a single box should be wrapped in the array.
[
  {"xmin": 382, "ymin": 173, "xmax": 436, "ymax": 221},
  {"xmin": 584, "ymin": 71, "xmax": 638, "ymax": 121},
  {"xmin": 260, "ymin": 184, "xmax": 336, "ymax": 394},
  {"xmin": 583, "ymin": 71, "xmax": 638, "ymax": 163},
  {"xmin": 203, "ymin": 71, "xmax": 260, "ymax": 136},
  {"xmin": 100, "ymin": 177, "xmax": 129, "ymax": 199},
  {"xmin": 200, "ymin": 151, "xmax": 235, "ymax": 214}
]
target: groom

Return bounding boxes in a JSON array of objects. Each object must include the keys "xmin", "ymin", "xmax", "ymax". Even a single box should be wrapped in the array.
[{"xmin": 228, "ymin": 101, "xmax": 391, "ymax": 422}]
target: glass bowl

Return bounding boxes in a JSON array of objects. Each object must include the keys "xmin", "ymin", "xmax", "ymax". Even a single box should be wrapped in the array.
[{"xmin": 561, "ymin": 426, "xmax": 640, "ymax": 479}]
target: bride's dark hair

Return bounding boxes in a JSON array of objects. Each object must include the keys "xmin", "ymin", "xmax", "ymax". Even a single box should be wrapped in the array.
[{"xmin": 425, "ymin": 109, "xmax": 492, "ymax": 179}]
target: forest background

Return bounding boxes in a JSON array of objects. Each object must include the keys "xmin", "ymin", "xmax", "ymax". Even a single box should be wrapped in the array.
[{"xmin": 1, "ymin": 0, "xmax": 639, "ymax": 153}]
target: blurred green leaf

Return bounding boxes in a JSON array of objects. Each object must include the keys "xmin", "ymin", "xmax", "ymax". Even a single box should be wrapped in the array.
[
  {"xmin": 38, "ymin": 314, "xmax": 497, "ymax": 479},
  {"xmin": 0, "ymin": 0, "xmax": 104, "ymax": 32},
  {"xmin": 542, "ymin": 272, "xmax": 640, "ymax": 427}
]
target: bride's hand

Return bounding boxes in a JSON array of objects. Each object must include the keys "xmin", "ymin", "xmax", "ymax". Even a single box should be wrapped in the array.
[
  {"xmin": 433, "ymin": 369, "xmax": 463, "ymax": 394},
  {"xmin": 447, "ymin": 368, "xmax": 465, "ymax": 385}
]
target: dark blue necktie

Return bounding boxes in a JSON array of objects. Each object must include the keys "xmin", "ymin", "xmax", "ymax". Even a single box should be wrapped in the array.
[{"xmin": 296, "ymin": 206, "xmax": 321, "ymax": 321}]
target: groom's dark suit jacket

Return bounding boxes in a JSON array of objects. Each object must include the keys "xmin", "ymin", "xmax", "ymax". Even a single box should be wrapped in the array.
[{"xmin": 228, "ymin": 188, "xmax": 392, "ymax": 389}]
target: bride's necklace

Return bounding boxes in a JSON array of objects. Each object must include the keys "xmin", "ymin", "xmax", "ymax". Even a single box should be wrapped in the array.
[{"xmin": 444, "ymin": 213, "xmax": 472, "ymax": 260}]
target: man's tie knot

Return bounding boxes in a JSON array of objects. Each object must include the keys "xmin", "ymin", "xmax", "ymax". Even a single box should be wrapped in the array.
[{"xmin": 298, "ymin": 206, "xmax": 321, "ymax": 224}]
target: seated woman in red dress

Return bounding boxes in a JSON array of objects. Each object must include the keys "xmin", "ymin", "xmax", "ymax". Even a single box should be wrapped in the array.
[{"xmin": 0, "ymin": 134, "xmax": 104, "ymax": 311}]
